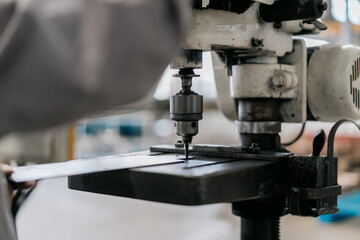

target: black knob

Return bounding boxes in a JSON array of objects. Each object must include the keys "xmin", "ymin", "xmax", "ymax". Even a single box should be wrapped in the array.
[{"xmin": 312, "ymin": 129, "xmax": 326, "ymax": 156}]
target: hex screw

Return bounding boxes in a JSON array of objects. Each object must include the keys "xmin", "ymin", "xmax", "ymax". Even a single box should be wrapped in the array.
[
  {"xmin": 270, "ymin": 74, "xmax": 286, "ymax": 89},
  {"xmin": 274, "ymin": 22, "xmax": 282, "ymax": 29},
  {"xmin": 251, "ymin": 38, "xmax": 264, "ymax": 47}
]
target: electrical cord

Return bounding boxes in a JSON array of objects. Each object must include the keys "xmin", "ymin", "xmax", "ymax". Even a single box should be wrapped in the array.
[{"xmin": 282, "ymin": 122, "xmax": 306, "ymax": 147}]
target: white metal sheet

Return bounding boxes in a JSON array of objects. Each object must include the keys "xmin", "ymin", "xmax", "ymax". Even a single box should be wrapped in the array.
[{"xmin": 10, "ymin": 152, "xmax": 183, "ymax": 183}]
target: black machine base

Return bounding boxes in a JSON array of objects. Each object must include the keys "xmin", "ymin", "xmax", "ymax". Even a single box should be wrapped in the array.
[{"xmin": 69, "ymin": 144, "xmax": 340, "ymax": 216}]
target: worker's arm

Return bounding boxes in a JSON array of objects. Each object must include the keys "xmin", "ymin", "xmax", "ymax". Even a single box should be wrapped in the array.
[
  {"xmin": 0, "ymin": 0, "xmax": 191, "ymax": 136},
  {"xmin": 0, "ymin": 164, "xmax": 35, "ymax": 199}
]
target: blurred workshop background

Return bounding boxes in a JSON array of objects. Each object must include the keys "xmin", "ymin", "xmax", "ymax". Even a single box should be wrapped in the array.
[{"xmin": 2, "ymin": 0, "xmax": 360, "ymax": 239}]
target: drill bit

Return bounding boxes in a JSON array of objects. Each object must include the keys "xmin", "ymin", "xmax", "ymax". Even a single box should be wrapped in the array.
[
  {"xmin": 182, "ymin": 136, "xmax": 192, "ymax": 160},
  {"xmin": 184, "ymin": 142, "xmax": 189, "ymax": 160}
]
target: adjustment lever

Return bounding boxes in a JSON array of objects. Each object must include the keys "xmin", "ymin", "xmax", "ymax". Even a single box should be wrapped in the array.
[
  {"xmin": 303, "ymin": 20, "xmax": 328, "ymax": 31},
  {"xmin": 312, "ymin": 129, "xmax": 326, "ymax": 156}
]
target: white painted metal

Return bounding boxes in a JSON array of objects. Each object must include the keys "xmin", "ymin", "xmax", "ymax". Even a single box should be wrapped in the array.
[
  {"xmin": 230, "ymin": 63, "xmax": 298, "ymax": 98},
  {"xmin": 194, "ymin": 6, "xmax": 311, "ymax": 123},
  {"xmin": 202, "ymin": 0, "xmax": 275, "ymax": 7},
  {"xmin": 213, "ymin": 40, "xmax": 308, "ymax": 123},
  {"xmin": 279, "ymin": 39, "xmax": 308, "ymax": 123},
  {"xmin": 255, "ymin": 0, "xmax": 275, "ymax": 4},
  {"xmin": 211, "ymin": 52, "xmax": 237, "ymax": 121},
  {"xmin": 184, "ymin": 4, "xmax": 298, "ymax": 56},
  {"xmin": 308, "ymin": 44, "xmax": 360, "ymax": 122}
]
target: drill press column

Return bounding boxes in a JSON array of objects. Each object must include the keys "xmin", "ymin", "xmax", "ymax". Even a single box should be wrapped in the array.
[
  {"xmin": 236, "ymin": 99, "xmax": 281, "ymax": 151},
  {"xmin": 229, "ymin": 57, "xmax": 298, "ymax": 151}
]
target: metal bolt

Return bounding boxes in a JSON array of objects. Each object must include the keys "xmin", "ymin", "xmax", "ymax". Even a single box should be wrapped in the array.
[
  {"xmin": 273, "ymin": 22, "xmax": 282, "ymax": 29},
  {"xmin": 270, "ymin": 74, "xmax": 286, "ymax": 88},
  {"xmin": 249, "ymin": 143, "xmax": 260, "ymax": 153},
  {"xmin": 251, "ymin": 38, "xmax": 264, "ymax": 47},
  {"xmin": 251, "ymin": 143, "xmax": 259, "ymax": 148}
]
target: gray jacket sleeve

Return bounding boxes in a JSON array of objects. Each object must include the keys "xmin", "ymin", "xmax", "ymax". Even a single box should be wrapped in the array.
[
  {"xmin": 0, "ymin": 171, "xmax": 17, "ymax": 240},
  {"xmin": 0, "ymin": 1, "xmax": 189, "ymax": 238},
  {"xmin": 0, "ymin": 0, "xmax": 190, "ymax": 136}
]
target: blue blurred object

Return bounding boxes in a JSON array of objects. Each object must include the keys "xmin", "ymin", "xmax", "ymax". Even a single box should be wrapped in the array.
[
  {"xmin": 319, "ymin": 191, "xmax": 360, "ymax": 223},
  {"xmin": 85, "ymin": 123, "xmax": 107, "ymax": 135},
  {"xmin": 81, "ymin": 116, "xmax": 144, "ymax": 137},
  {"xmin": 119, "ymin": 125, "xmax": 142, "ymax": 137},
  {"xmin": 118, "ymin": 118, "xmax": 142, "ymax": 137}
]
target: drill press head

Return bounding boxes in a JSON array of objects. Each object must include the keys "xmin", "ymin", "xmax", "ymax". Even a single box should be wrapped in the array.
[{"xmin": 168, "ymin": 0, "xmax": 329, "ymax": 153}]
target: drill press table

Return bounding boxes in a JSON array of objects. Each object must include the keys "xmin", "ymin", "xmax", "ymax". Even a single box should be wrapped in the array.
[{"xmin": 68, "ymin": 145, "xmax": 289, "ymax": 205}]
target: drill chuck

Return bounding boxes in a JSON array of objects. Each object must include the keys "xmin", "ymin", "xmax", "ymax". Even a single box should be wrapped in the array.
[
  {"xmin": 170, "ymin": 93, "xmax": 203, "ymax": 121},
  {"xmin": 170, "ymin": 92, "xmax": 203, "ymax": 143}
]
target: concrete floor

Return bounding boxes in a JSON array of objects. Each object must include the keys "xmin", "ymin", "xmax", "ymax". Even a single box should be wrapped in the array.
[{"xmin": 15, "ymin": 178, "xmax": 360, "ymax": 240}]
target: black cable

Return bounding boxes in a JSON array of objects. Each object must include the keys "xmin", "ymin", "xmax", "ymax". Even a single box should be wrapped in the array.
[
  {"xmin": 11, "ymin": 182, "xmax": 37, "ymax": 219},
  {"xmin": 282, "ymin": 122, "xmax": 306, "ymax": 147}
]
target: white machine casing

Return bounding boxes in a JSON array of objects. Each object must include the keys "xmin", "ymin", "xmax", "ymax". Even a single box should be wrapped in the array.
[{"xmin": 308, "ymin": 44, "xmax": 360, "ymax": 122}]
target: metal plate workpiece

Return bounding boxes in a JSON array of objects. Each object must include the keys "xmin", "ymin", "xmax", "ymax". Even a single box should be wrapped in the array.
[
  {"xmin": 151, "ymin": 144, "xmax": 292, "ymax": 160},
  {"xmin": 69, "ymin": 149, "xmax": 286, "ymax": 205},
  {"xmin": 10, "ymin": 151, "xmax": 183, "ymax": 183}
]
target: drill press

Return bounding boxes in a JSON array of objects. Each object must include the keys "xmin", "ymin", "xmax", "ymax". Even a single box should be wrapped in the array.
[{"xmin": 68, "ymin": 1, "xmax": 360, "ymax": 239}]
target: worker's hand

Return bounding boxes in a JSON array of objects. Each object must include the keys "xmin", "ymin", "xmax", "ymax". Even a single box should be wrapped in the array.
[{"xmin": 0, "ymin": 164, "xmax": 35, "ymax": 200}]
